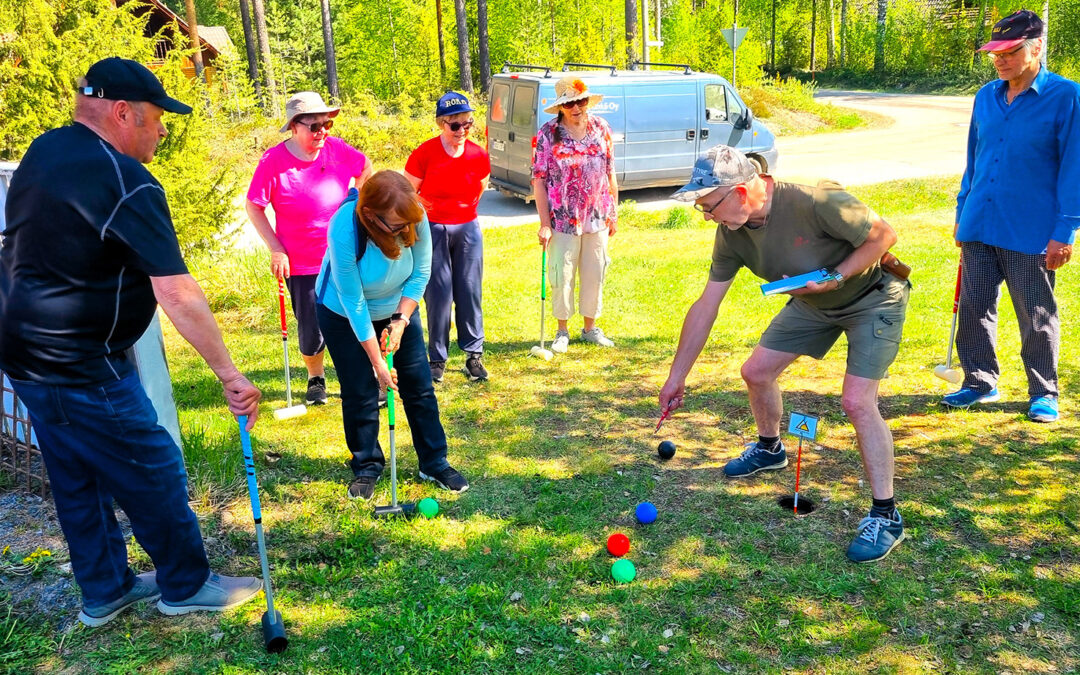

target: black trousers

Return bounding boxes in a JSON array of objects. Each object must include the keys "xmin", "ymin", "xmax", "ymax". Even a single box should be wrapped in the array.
[{"xmin": 317, "ymin": 305, "xmax": 452, "ymax": 478}]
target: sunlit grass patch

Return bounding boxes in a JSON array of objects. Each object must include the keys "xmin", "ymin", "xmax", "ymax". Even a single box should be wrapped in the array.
[{"xmin": 6, "ymin": 176, "xmax": 1080, "ymax": 673}]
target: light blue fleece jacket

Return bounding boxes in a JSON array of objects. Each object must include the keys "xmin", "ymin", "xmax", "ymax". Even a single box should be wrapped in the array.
[{"xmin": 315, "ymin": 199, "xmax": 431, "ymax": 343}]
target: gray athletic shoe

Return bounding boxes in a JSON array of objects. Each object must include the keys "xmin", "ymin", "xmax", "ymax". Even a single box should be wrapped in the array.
[
  {"xmin": 156, "ymin": 572, "xmax": 262, "ymax": 616},
  {"xmin": 846, "ymin": 511, "xmax": 906, "ymax": 563},
  {"xmin": 78, "ymin": 571, "xmax": 160, "ymax": 627},
  {"xmin": 581, "ymin": 327, "xmax": 615, "ymax": 347},
  {"xmin": 551, "ymin": 330, "xmax": 570, "ymax": 354}
]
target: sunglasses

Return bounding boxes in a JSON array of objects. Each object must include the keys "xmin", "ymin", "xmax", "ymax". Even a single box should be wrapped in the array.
[
  {"xmin": 298, "ymin": 119, "xmax": 334, "ymax": 134},
  {"xmin": 446, "ymin": 121, "xmax": 474, "ymax": 132},
  {"xmin": 561, "ymin": 98, "xmax": 590, "ymax": 110},
  {"xmin": 373, "ymin": 211, "xmax": 412, "ymax": 234}
]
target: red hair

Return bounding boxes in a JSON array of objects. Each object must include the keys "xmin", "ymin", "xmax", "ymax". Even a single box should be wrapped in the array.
[{"xmin": 355, "ymin": 171, "xmax": 424, "ymax": 259}]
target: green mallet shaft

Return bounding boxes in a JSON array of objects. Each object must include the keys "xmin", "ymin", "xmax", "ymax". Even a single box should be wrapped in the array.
[
  {"xmin": 386, "ymin": 345, "xmax": 397, "ymax": 508},
  {"xmin": 539, "ymin": 245, "xmax": 548, "ymax": 351}
]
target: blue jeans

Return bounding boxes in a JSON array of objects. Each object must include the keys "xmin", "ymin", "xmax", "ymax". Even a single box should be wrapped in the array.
[
  {"xmin": 317, "ymin": 305, "xmax": 452, "ymax": 479},
  {"xmin": 9, "ymin": 374, "xmax": 209, "ymax": 606},
  {"xmin": 425, "ymin": 219, "xmax": 485, "ymax": 362}
]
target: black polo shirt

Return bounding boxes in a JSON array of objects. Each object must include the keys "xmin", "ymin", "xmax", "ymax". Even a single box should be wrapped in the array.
[{"xmin": 0, "ymin": 123, "xmax": 188, "ymax": 385}]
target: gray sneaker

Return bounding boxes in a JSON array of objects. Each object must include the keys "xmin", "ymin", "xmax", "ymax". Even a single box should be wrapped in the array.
[
  {"xmin": 551, "ymin": 330, "xmax": 570, "ymax": 354},
  {"xmin": 157, "ymin": 572, "xmax": 262, "ymax": 615},
  {"xmin": 581, "ymin": 327, "xmax": 615, "ymax": 347},
  {"xmin": 846, "ymin": 511, "xmax": 906, "ymax": 563},
  {"xmin": 78, "ymin": 571, "xmax": 160, "ymax": 627}
]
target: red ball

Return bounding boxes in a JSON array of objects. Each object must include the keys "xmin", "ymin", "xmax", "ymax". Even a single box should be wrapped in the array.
[{"xmin": 606, "ymin": 533, "xmax": 630, "ymax": 557}]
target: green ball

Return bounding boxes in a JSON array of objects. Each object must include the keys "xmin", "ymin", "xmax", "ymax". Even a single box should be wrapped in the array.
[
  {"xmin": 418, "ymin": 497, "xmax": 439, "ymax": 518},
  {"xmin": 611, "ymin": 558, "xmax": 636, "ymax": 584}
]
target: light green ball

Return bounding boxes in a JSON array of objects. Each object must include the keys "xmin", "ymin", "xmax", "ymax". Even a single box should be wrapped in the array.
[
  {"xmin": 611, "ymin": 558, "xmax": 636, "ymax": 584},
  {"xmin": 418, "ymin": 497, "xmax": 439, "ymax": 518}
]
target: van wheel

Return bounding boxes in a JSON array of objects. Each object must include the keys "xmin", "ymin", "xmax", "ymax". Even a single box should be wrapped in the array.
[{"xmin": 748, "ymin": 155, "xmax": 767, "ymax": 173}]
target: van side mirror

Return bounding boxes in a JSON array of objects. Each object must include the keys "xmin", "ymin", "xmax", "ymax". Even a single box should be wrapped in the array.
[{"xmin": 737, "ymin": 109, "xmax": 753, "ymax": 130}]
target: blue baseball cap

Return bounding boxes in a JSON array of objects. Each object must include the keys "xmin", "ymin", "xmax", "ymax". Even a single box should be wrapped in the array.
[{"xmin": 436, "ymin": 92, "xmax": 474, "ymax": 117}]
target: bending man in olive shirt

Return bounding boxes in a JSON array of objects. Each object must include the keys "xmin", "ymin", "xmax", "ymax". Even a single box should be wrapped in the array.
[{"xmin": 659, "ymin": 146, "xmax": 910, "ymax": 564}]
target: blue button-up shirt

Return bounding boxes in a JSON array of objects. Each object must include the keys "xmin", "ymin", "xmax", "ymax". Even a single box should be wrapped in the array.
[{"xmin": 956, "ymin": 68, "xmax": 1080, "ymax": 254}]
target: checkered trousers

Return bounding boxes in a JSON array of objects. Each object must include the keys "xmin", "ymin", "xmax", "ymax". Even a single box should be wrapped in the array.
[{"xmin": 956, "ymin": 242, "xmax": 1059, "ymax": 398}]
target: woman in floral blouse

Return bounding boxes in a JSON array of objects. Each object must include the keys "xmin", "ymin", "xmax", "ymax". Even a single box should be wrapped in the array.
[{"xmin": 532, "ymin": 76, "xmax": 619, "ymax": 353}]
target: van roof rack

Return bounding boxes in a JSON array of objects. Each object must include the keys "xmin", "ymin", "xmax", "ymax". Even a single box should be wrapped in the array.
[
  {"xmin": 629, "ymin": 60, "xmax": 693, "ymax": 74},
  {"xmin": 562, "ymin": 63, "xmax": 618, "ymax": 76},
  {"xmin": 501, "ymin": 62, "xmax": 553, "ymax": 77}
]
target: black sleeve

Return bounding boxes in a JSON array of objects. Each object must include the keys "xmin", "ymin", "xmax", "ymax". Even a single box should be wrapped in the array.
[{"xmin": 105, "ymin": 179, "xmax": 188, "ymax": 277}]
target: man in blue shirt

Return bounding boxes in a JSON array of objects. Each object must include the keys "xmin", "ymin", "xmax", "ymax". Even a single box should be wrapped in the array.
[{"xmin": 946, "ymin": 10, "xmax": 1080, "ymax": 422}]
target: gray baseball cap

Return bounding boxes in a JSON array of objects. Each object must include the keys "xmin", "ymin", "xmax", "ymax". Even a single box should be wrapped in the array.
[{"xmin": 671, "ymin": 146, "xmax": 759, "ymax": 202}]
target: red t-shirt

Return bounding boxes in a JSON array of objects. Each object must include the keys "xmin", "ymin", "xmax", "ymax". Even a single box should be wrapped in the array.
[{"xmin": 405, "ymin": 137, "xmax": 490, "ymax": 224}]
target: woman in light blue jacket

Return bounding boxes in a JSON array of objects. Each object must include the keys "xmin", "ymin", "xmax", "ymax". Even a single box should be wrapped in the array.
[{"xmin": 316, "ymin": 170, "xmax": 469, "ymax": 500}]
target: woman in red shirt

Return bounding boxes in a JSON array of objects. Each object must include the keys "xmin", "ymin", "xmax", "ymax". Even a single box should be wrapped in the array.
[{"xmin": 405, "ymin": 92, "xmax": 491, "ymax": 383}]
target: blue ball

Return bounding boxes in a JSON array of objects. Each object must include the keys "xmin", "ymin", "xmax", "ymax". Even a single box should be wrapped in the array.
[{"xmin": 635, "ymin": 502, "xmax": 658, "ymax": 524}]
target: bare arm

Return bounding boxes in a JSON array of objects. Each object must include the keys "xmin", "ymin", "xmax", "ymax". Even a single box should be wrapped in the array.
[
  {"xmin": 355, "ymin": 162, "xmax": 374, "ymax": 189},
  {"xmin": 245, "ymin": 200, "xmax": 289, "ymax": 279},
  {"xmin": 533, "ymin": 176, "xmax": 553, "ymax": 246},
  {"xmin": 151, "ymin": 274, "xmax": 262, "ymax": 428},
  {"xmin": 659, "ymin": 278, "xmax": 734, "ymax": 412}
]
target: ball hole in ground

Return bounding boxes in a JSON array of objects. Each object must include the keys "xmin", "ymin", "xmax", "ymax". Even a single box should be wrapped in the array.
[{"xmin": 776, "ymin": 495, "xmax": 816, "ymax": 515}]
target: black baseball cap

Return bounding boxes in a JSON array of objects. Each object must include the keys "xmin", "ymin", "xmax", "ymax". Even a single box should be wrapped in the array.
[
  {"xmin": 980, "ymin": 9, "xmax": 1044, "ymax": 52},
  {"xmin": 80, "ymin": 57, "xmax": 193, "ymax": 115}
]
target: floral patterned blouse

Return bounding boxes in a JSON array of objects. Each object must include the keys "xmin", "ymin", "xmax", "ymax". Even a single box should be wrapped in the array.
[{"xmin": 532, "ymin": 115, "xmax": 616, "ymax": 235}]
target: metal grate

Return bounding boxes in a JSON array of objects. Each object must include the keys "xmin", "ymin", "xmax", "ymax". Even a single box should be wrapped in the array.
[{"xmin": 0, "ymin": 375, "xmax": 48, "ymax": 496}]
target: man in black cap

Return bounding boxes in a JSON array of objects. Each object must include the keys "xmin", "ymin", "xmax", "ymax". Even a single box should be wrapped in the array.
[
  {"xmin": 0, "ymin": 57, "xmax": 263, "ymax": 626},
  {"xmin": 946, "ymin": 10, "xmax": 1080, "ymax": 423}
]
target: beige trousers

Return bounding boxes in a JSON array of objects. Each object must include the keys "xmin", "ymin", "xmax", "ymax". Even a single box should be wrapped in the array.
[{"xmin": 548, "ymin": 229, "xmax": 610, "ymax": 321}]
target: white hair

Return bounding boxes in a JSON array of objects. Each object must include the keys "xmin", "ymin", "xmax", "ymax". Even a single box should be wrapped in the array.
[{"xmin": 1023, "ymin": 36, "xmax": 1045, "ymax": 56}]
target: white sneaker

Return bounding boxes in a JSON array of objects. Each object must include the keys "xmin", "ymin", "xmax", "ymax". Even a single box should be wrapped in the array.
[
  {"xmin": 551, "ymin": 330, "xmax": 570, "ymax": 353},
  {"xmin": 581, "ymin": 327, "xmax": 614, "ymax": 347}
]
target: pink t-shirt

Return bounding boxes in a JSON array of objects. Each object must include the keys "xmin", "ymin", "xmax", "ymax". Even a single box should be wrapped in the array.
[{"xmin": 247, "ymin": 136, "xmax": 368, "ymax": 274}]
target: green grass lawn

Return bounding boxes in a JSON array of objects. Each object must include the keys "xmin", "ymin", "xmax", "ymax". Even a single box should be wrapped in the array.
[{"xmin": 3, "ymin": 176, "xmax": 1079, "ymax": 674}]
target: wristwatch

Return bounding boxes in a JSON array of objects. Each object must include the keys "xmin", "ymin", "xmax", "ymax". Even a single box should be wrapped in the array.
[
  {"xmin": 830, "ymin": 270, "xmax": 846, "ymax": 289},
  {"xmin": 391, "ymin": 312, "xmax": 407, "ymax": 323}
]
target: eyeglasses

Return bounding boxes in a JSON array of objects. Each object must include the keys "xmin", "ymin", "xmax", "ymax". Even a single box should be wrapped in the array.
[
  {"xmin": 298, "ymin": 119, "xmax": 334, "ymax": 134},
  {"xmin": 446, "ymin": 121, "xmax": 474, "ymax": 132},
  {"xmin": 693, "ymin": 188, "xmax": 735, "ymax": 215},
  {"xmin": 373, "ymin": 211, "xmax": 412, "ymax": 234},
  {"xmin": 561, "ymin": 98, "xmax": 590, "ymax": 110},
  {"xmin": 988, "ymin": 44, "xmax": 1026, "ymax": 61}
]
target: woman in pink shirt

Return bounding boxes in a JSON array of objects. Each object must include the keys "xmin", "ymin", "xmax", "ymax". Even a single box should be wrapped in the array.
[{"xmin": 247, "ymin": 92, "xmax": 372, "ymax": 405}]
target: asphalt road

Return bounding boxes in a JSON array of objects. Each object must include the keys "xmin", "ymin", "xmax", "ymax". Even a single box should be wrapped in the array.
[{"xmin": 475, "ymin": 90, "xmax": 975, "ymax": 228}]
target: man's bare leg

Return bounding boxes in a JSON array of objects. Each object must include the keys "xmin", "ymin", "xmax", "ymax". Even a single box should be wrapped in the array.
[
  {"xmin": 840, "ymin": 373, "xmax": 893, "ymax": 500},
  {"xmin": 841, "ymin": 372, "xmax": 905, "ymax": 563},
  {"xmin": 740, "ymin": 345, "xmax": 801, "ymax": 436}
]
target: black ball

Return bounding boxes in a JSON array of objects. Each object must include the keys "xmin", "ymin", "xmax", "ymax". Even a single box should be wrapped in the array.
[{"xmin": 657, "ymin": 440, "xmax": 676, "ymax": 460}]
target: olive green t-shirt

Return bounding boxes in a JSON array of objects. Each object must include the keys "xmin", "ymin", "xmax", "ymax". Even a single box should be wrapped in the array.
[{"xmin": 709, "ymin": 180, "xmax": 883, "ymax": 310}]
